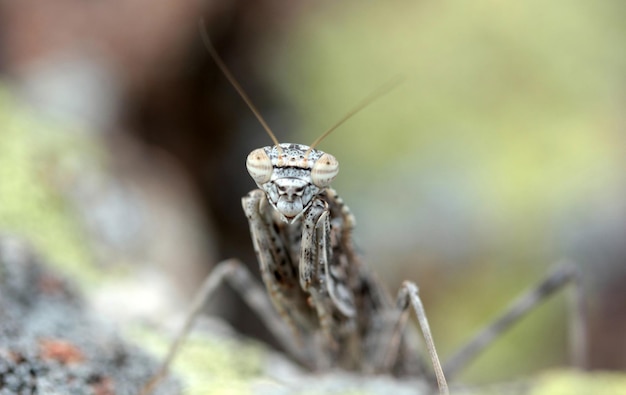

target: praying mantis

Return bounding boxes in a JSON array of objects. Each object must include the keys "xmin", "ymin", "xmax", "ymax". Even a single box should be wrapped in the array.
[{"xmin": 140, "ymin": 21, "xmax": 587, "ymax": 395}]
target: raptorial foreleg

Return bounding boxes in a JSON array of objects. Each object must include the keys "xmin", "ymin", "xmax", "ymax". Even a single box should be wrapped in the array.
[{"xmin": 299, "ymin": 198, "xmax": 357, "ymax": 351}]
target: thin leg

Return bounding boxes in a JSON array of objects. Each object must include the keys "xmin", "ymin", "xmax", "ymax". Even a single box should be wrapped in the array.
[
  {"xmin": 139, "ymin": 259, "xmax": 302, "ymax": 395},
  {"xmin": 443, "ymin": 261, "xmax": 587, "ymax": 378},
  {"xmin": 385, "ymin": 281, "xmax": 449, "ymax": 395}
]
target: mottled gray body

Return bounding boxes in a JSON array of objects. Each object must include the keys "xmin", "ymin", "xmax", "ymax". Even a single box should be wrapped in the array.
[
  {"xmin": 141, "ymin": 22, "xmax": 587, "ymax": 395},
  {"xmin": 243, "ymin": 143, "xmax": 423, "ymax": 375}
]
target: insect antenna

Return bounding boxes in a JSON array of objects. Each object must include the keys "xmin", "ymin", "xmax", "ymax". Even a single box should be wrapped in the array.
[
  {"xmin": 305, "ymin": 75, "xmax": 405, "ymax": 156},
  {"xmin": 199, "ymin": 19, "xmax": 283, "ymax": 153}
]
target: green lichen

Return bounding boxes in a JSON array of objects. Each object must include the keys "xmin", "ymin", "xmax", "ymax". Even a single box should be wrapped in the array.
[
  {"xmin": 529, "ymin": 370, "xmax": 626, "ymax": 395},
  {"xmin": 130, "ymin": 327, "xmax": 265, "ymax": 395},
  {"xmin": 132, "ymin": 323, "xmax": 626, "ymax": 395}
]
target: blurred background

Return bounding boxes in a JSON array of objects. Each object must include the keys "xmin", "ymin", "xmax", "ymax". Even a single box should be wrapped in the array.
[{"xmin": 0, "ymin": 0, "xmax": 624, "ymax": 385}]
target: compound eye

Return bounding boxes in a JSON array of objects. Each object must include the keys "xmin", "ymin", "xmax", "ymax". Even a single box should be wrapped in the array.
[
  {"xmin": 246, "ymin": 148, "xmax": 272, "ymax": 184},
  {"xmin": 311, "ymin": 153, "xmax": 339, "ymax": 188}
]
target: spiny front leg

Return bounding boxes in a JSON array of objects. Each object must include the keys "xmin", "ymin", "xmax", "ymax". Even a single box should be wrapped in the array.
[
  {"xmin": 242, "ymin": 190, "xmax": 314, "ymax": 348},
  {"xmin": 299, "ymin": 199, "xmax": 335, "ymax": 349},
  {"xmin": 299, "ymin": 198, "xmax": 356, "ymax": 351}
]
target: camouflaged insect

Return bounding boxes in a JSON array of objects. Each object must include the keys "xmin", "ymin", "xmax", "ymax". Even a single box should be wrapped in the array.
[
  {"xmin": 137, "ymin": 22, "xmax": 452, "ymax": 395},
  {"xmin": 141, "ymin": 21, "xmax": 589, "ymax": 395},
  {"xmin": 243, "ymin": 142, "xmax": 426, "ymax": 374}
]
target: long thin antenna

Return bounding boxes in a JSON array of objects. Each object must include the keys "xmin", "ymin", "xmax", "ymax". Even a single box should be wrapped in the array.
[
  {"xmin": 199, "ymin": 19, "xmax": 282, "ymax": 151},
  {"xmin": 306, "ymin": 75, "xmax": 405, "ymax": 154}
]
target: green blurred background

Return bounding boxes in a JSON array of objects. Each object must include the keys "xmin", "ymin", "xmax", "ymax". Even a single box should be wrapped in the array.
[{"xmin": 0, "ymin": 0, "xmax": 624, "ymax": 387}]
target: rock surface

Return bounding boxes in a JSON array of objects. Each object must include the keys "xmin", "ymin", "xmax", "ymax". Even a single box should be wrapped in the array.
[{"xmin": 0, "ymin": 237, "xmax": 179, "ymax": 395}]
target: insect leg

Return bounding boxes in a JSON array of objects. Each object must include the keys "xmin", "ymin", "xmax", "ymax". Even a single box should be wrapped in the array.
[
  {"xmin": 444, "ymin": 261, "xmax": 587, "ymax": 378},
  {"xmin": 384, "ymin": 282, "xmax": 449, "ymax": 395},
  {"xmin": 299, "ymin": 199, "xmax": 338, "ymax": 350},
  {"xmin": 242, "ymin": 190, "xmax": 315, "ymax": 349},
  {"xmin": 139, "ymin": 259, "xmax": 300, "ymax": 395}
]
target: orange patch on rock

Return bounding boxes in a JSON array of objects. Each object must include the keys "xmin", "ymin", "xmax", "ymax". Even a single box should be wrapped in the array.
[{"xmin": 39, "ymin": 339, "xmax": 84, "ymax": 364}]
